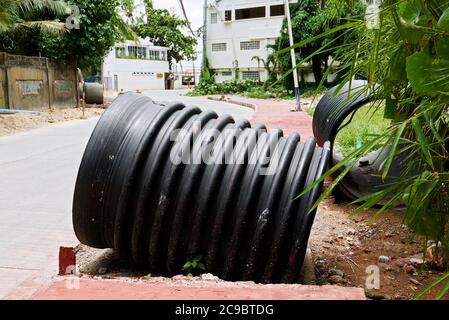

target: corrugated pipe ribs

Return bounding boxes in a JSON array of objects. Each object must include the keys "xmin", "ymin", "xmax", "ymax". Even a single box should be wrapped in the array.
[{"xmin": 73, "ymin": 92, "xmax": 330, "ymax": 283}]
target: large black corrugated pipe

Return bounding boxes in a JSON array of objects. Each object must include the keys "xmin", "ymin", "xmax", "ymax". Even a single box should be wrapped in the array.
[
  {"xmin": 73, "ymin": 92, "xmax": 330, "ymax": 284},
  {"xmin": 313, "ymin": 80, "xmax": 371, "ymax": 150},
  {"xmin": 313, "ymin": 81, "xmax": 405, "ymax": 201}
]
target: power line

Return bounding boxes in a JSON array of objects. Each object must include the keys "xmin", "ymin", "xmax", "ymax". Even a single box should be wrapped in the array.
[{"xmin": 177, "ymin": 0, "xmax": 197, "ymax": 37}]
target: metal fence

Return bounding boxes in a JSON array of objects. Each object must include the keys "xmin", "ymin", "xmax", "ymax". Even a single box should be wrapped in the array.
[{"xmin": 0, "ymin": 52, "xmax": 80, "ymax": 111}]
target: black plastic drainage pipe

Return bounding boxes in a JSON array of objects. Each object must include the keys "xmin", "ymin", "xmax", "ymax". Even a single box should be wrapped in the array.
[
  {"xmin": 312, "ymin": 80, "xmax": 406, "ymax": 201},
  {"xmin": 73, "ymin": 92, "xmax": 330, "ymax": 284}
]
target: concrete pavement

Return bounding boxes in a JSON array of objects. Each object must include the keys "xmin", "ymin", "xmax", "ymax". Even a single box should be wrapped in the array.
[
  {"xmin": 0, "ymin": 119, "xmax": 98, "ymax": 299},
  {"xmin": 142, "ymin": 89, "xmax": 254, "ymax": 120},
  {"xmin": 0, "ymin": 91, "xmax": 254, "ymax": 299}
]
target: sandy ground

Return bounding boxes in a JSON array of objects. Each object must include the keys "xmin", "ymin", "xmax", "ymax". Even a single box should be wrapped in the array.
[{"xmin": 0, "ymin": 106, "xmax": 104, "ymax": 137}]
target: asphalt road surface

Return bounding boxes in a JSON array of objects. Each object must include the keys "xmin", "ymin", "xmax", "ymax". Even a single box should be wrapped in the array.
[{"xmin": 0, "ymin": 91, "xmax": 253, "ymax": 299}]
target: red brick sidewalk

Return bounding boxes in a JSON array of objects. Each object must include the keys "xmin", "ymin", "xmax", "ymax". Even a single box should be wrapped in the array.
[
  {"xmin": 32, "ymin": 277, "xmax": 366, "ymax": 300},
  {"xmin": 232, "ymin": 96, "xmax": 314, "ymax": 140}
]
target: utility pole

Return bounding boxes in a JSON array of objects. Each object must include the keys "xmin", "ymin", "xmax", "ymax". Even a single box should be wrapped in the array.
[
  {"xmin": 202, "ymin": 0, "xmax": 208, "ymax": 71},
  {"xmin": 284, "ymin": 0, "xmax": 301, "ymax": 112},
  {"xmin": 193, "ymin": 59, "xmax": 196, "ymax": 86}
]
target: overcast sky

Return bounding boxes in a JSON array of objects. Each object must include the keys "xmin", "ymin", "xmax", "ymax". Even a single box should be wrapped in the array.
[
  {"xmin": 152, "ymin": 0, "xmax": 204, "ymax": 31},
  {"xmin": 151, "ymin": 0, "xmax": 204, "ymax": 66}
]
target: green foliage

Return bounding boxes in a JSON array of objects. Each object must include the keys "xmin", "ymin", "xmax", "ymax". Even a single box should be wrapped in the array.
[
  {"xmin": 199, "ymin": 57, "xmax": 215, "ymax": 85},
  {"xmin": 36, "ymin": 0, "xmax": 126, "ymax": 68},
  {"xmin": 134, "ymin": 0, "xmax": 197, "ymax": 69},
  {"xmin": 187, "ymin": 79, "xmax": 293, "ymax": 100},
  {"xmin": 272, "ymin": 0, "xmax": 365, "ymax": 90},
  {"xmin": 0, "ymin": 0, "xmax": 132, "ymax": 69},
  {"xmin": 0, "ymin": 0, "xmax": 69, "ymax": 33},
  {"xmin": 406, "ymin": 52, "xmax": 449, "ymax": 96},
  {"xmin": 182, "ymin": 255, "xmax": 206, "ymax": 277},
  {"xmin": 298, "ymin": 0, "xmax": 449, "ymax": 298},
  {"xmin": 187, "ymin": 79, "xmax": 259, "ymax": 96}
]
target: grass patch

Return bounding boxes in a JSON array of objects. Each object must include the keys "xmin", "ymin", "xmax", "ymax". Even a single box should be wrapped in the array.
[{"xmin": 334, "ymin": 103, "xmax": 390, "ymax": 157}]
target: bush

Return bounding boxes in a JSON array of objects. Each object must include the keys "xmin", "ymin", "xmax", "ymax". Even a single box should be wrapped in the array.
[
  {"xmin": 187, "ymin": 80, "xmax": 294, "ymax": 100},
  {"xmin": 307, "ymin": 0, "xmax": 449, "ymax": 298},
  {"xmin": 187, "ymin": 79, "xmax": 257, "ymax": 96}
]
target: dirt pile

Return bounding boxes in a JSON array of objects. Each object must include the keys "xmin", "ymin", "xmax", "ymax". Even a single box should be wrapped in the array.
[{"xmin": 0, "ymin": 106, "xmax": 104, "ymax": 136}]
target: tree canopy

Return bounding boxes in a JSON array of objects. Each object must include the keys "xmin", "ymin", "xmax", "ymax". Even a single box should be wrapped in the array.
[
  {"xmin": 134, "ymin": 0, "xmax": 197, "ymax": 69},
  {"xmin": 0, "ymin": 0, "xmax": 132, "ymax": 69},
  {"xmin": 37, "ymin": 0, "xmax": 131, "ymax": 68},
  {"xmin": 273, "ymin": 0, "xmax": 365, "ymax": 89}
]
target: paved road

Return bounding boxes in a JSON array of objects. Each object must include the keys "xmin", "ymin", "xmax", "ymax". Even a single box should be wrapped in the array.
[
  {"xmin": 142, "ymin": 89, "xmax": 253, "ymax": 119},
  {"xmin": 0, "ymin": 91, "xmax": 253, "ymax": 299}
]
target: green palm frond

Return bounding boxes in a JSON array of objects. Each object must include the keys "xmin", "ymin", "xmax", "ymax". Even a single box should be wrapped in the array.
[
  {"xmin": 0, "ymin": 0, "xmax": 69, "ymax": 33},
  {"xmin": 0, "ymin": 12, "xmax": 13, "ymax": 32},
  {"xmin": 19, "ymin": 19, "xmax": 66, "ymax": 33},
  {"xmin": 17, "ymin": 0, "xmax": 69, "ymax": 17}
]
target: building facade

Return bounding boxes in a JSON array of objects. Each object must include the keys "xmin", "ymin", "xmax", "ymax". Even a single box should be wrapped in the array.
[
  {"xmin": 172, "ymin": 62, "xmax": 201, "ymax": 89},
  {"xmin": 206, "ymin": 0, "xmax": 296, "ymax": 83},
  {"xmin": 102, "ymin": 39, "xmax": 170, "ymax": 92}
]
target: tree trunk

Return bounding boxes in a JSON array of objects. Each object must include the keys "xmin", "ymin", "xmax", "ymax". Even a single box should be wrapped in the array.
[{"xmin": 312, "ymin": 56, "xmax": 324, "ymax": 88}]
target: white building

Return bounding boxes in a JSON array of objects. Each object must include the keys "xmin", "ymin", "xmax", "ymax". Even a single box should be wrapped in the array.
[
  {"xmin": 173, "ymin": 62, "xmax": 201, "ymax": 89},
  {"xmin": 102, "ymin": 39, "xmax": 170, "ymax": 92},
  {"xmin": 206, "ymin": 0, "xmax": 296, "ymax": 83}
]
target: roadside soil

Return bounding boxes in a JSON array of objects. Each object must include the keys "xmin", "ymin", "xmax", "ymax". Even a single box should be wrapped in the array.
[
  {"xmin": 310, "ymin": 198, "xmax": 448, "ymax": 300},
  {"xmin": 0, "ymin": 106, "xmax": 105, "ymax": 137}
]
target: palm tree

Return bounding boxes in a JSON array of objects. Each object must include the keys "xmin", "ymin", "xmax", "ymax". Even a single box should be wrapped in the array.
[
  {"xmin": 251, "ymin": 55, "xmax": 264, "ymax": 82},
  {"xmin": 120, "ymin": 0, "xmax": 136, "ymax": 24},
  {"xmin": 251, "ymin": 55, "xmax": 264, "ymax": 71},
  {"xmin": 252, "ymin": 55, "xmax": 278, "ymax": 82},
  {"xmin": 0, "ymin": 0, "xmax": 69, "ymax": 34}
]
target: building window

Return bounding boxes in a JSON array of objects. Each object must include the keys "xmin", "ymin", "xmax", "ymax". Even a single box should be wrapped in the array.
[
  {"xmin": 240, "ymin": 40, "xmax": 260, "ymax": 50},
  {"xmin": 211, "ymin": 13, "xmax": 218, "ymax": 24},
  {"xmin": 270, "ymin": 5, "xmax": 285, "ymax": 17},
  {"xmin": 161, "ymin": 51, "xmax": 166, "ymax": 61},
  {"xmin": 104, "ymin": 76, "xmax": 113, "ymax": 90},
  {"xmin": 128, "ymin": 46, "xmax": 147, "ymax": 59},
  {"xmin": 128, "ymin": 46, "xmax": 137, "ymax": 58},
  {"xmin": 149, "ymin": 50, "xmax": 160, "ymax": 60},
  {"xmin": 115, "ymin": 47, "xmax": 126, "ymax": 58},
  {"xmin": 242, "ymin": 71, "xmax": 260, "ymax": 80},
  {"xmin": 235, "ymin": 6, "xmax": 266, "ymax": 20},
  {"xmin": 222, "ymin": 71, "xmax": 232, "ymax": 76},
  {"xmin": 212, "ymin": 43, "xmax": 227, "ymax": 52},
  {"xmin": 137, "ymin": 47, "xmax": 147, "ymax": 58},
  {"xmin": 224, "ymin": 10, "xmax": 232, "ymax": 21}
]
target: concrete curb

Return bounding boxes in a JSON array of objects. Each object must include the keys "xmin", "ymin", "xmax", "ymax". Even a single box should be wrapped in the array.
[
  {"xmin": 207, "ymin": 96, "xmax": 258, "ymax": 111},
  {"xmin": 32, "ymin": 276, "xmax": 366, "ymax": 300}
]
